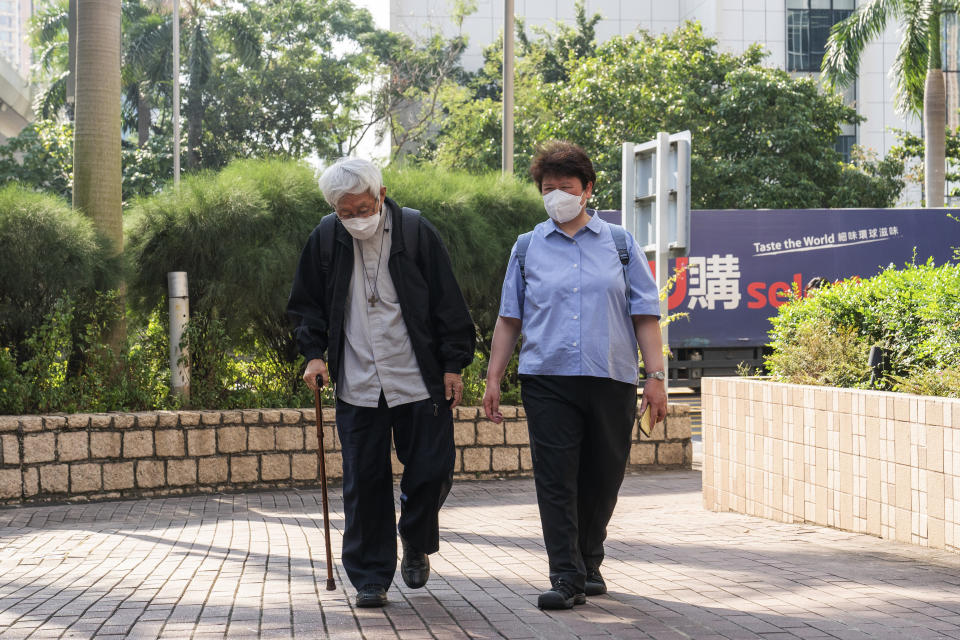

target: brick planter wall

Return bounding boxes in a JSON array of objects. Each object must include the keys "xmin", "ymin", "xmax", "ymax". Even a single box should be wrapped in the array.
[
  {"xmin": 0, "ymin": 404, "xmax": 690, "ymax": 506},
  {"xmin": 702, "ymin": 377, "xmax": 960, "ymax": 552}
]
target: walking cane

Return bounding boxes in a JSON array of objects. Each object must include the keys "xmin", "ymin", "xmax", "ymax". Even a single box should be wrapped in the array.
[{"xmin": 314, "ymin": 375, "xmax": 336, "ymax": 591}]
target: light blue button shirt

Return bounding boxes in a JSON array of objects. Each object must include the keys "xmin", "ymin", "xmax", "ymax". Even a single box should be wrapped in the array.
[{"xmin": 498, "ymin": 211, "xmax": 661, "ymax": 385}]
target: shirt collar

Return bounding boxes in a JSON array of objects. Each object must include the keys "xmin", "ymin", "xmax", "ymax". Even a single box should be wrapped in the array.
[{"xmin": 544, "ymin": 209, "xmax": 603, "ymax": 237}]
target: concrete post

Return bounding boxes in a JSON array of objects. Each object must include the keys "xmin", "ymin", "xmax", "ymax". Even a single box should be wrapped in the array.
[{"xmin": 167, "ymin": 271, "xmax": 190, "ymax": 402}]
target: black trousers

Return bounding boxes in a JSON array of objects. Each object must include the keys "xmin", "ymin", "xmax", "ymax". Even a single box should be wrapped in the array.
[
  {"xmin": 335, "ymin": 393, "xmax": 455, "ymax": 590},
  {"xmin": 521, "ymin": 375, "xmax": 637, "ymax": 592}
]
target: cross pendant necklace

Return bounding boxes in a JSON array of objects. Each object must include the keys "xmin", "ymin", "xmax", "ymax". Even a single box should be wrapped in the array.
[{"xmin": 358, "ymin": 228, "xmax": 386, "ymax": 307}]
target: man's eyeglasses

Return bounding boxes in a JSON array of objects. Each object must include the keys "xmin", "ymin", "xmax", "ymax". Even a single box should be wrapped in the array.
[{"xmin": 336, "ymin": 199, "xmax": 380, "ymax": 220}]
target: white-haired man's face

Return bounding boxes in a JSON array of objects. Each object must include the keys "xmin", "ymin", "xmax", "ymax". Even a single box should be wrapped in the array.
[{"xmin": 335, "ymin": 186, "xmax": 387, "ymax": 221}]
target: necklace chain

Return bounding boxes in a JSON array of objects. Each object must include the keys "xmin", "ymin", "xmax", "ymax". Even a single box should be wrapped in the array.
[{"xmin": 357, "ymin": 227, "xmax": 386, "ymax": 306}]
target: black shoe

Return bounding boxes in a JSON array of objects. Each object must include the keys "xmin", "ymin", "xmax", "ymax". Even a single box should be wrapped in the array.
[
  {"xmin": 355, "ymin": 583, "xmax": 387, "ymax": 608},
  {"xmin": 537, "ymin": 581, "xmax": 586, "ymax": 610},
  {"xmin": 400, "ymin": 538, "xmax": 430, "ymax": 589},
  {"xmin": 585, "ymin": 569, "xmax": 607, "ymax": 596}
]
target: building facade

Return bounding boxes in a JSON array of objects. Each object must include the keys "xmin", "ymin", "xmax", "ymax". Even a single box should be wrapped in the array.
[
  {"xmin": 0, "ymin": 0, "xmax": 30, "ymax": 77},
  {"xmin": 0, "ymin": 0, "xmax": 30, "ymax": 143},
  {"xmin": 388, "ymin": 0, "xmax": 921, "ymax": 165}
]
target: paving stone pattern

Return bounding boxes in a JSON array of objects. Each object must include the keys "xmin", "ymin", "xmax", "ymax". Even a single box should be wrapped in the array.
[{"xmin": 0, "ymin": 471, "xmax": 959, "ymax": 639}]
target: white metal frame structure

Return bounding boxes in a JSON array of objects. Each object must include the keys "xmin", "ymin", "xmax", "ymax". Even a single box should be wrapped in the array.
[{"xmin": 621, "ymin": 130, "xmax": 692, "ymax": 391}]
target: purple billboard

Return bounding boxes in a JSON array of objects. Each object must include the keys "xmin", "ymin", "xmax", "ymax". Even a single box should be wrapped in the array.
[{"xmin": 603, "ymin": 209, "xmax": 959, "ymax": 348}]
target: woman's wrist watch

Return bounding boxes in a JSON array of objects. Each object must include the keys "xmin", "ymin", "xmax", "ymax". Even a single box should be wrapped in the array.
[{"xmin": 645, "ymin": 370, "xmax": 665, "ymax": 381}]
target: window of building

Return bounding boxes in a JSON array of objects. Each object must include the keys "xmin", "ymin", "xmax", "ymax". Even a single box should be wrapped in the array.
[
  {"xmin": 835, "ymin": 134, "xmax": 856, "ymax": 163},
  {"xmin": 786, "ymin": 0, "xmax": 855, "ymax": 72},
  {"xmin": 0, "ymin": 1, "xmax": 14, "ymax": 13}
]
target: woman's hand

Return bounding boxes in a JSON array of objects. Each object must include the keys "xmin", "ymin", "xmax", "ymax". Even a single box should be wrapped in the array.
[
  {"xmin": 303, "ymin": 358, "xmax": 329, "ymax": 392},
  {"xmin": 640, "ymin": 378, "xmax": 667, "ymax": 426},
  {"xmin": 483, "ymin": 316, "xmax": 523, "ymax": 424},
  {"xmin": 482, "ymin": 381, "xmax": 503, "ymax": 423}
]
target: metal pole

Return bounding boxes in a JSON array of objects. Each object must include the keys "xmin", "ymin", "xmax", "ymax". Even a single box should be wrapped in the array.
[
  {"xmin": 502, "ymin": 0, "xmax": 514, "ymax": 175},
  {"xmin": 654, "ymin": 132, "xmax": 670, "ymax": 395},
  {"xmin": 66, "ymin": 0, "xmax": 76, "ymax": 107},
  {"xmin": 168, "ymin": 271, "xmax": 190, "ymax": 402},
  {"xmin": 172, "ymin": 0, "xmax": 180, "ymax": 185}
]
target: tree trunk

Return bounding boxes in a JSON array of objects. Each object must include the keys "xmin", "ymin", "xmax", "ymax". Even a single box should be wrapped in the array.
[
  {"xmin": 924, "ymin": 69, "xmax": 946, "ymax": 207},
  {"xmin": 137, "ymin": 85, "xmax": 152, "ymax": 148},
  {"xmin": 74, "ymin": 0, "xmax": 124, "ymax": 346}
]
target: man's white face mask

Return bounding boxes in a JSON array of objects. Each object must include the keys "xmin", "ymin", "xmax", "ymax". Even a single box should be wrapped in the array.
[
  {"xmin": 543, "ymin": 189, "xmax": 586, "ymax": 224},
  {"xmin": 340, "ymin": 198, "xmax": 382, "ymax": 240}
]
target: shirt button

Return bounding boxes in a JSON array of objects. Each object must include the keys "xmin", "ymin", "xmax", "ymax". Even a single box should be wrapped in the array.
[
  {"xmin": 573, "ymin": 287, "xmax": 578, "ymax": 292},
  {"xmin": 573, "ymin": 315, "xmax": 578, "ymax": 319},
  {"xmin": 573, "ymin": 341, "xmax": 578, "ymax": 346},
  {"xmin": 573, "ymin": 263, "xmax": 578, "ymax": 268}
]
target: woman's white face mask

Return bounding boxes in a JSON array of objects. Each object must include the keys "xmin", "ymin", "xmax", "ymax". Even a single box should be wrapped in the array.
[
  {"xmin": 339, "ymin": 198, "xmax": 382, "ymax": 240},
  {"xmin": 543, "ymin": 189, "xmax": 586, "ymax": 224}
]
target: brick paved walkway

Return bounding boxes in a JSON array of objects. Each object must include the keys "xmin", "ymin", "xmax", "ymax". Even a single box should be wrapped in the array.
[{"xmin": 1, "ymin": 471, "xmax": 959, "ymax": 639}]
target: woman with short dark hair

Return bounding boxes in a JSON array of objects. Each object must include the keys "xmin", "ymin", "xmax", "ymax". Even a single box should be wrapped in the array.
[{"xmin": 483, "ymin": 140, "xmax": 668, "ymax": 610}]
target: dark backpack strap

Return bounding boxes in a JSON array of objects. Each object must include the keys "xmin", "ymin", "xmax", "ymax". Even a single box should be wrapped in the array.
[
  {"xmin": 610, "ymin": 224, "xmax": 630, "ymax": 292},
  {"xmin": 318, "ymin": 213, "xmax": 337, "ymax": 273},
  {"xmin": 515, "ymin": 231, "xmax": 534, "ymax": 286},
  {"xmin": 400, "ymin": 207, "xmax": 423, "ymax": 274}
]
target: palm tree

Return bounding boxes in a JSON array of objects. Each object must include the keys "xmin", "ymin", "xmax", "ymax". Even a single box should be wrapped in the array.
[
  {"xmin": 73, "ymin": 0, "xmax": 122, "ymax": 291},
  {"xmin": 122, "ymin": 2, "xmax": 173, "ymax": 147},
  {"xmin": 823, "ymin": 0, "xmax": 957, "ymax": 207},
  {"xmin": 31, "ymin": 0, "xmax": 172, "ymax": 147}
]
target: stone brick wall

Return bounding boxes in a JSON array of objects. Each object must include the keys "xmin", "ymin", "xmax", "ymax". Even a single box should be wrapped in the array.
[
  {"xmin": 702, "ymin": 377, "xmax": 960, "ymax": 552},
  {"xmin": 0, "ymin": 404, "xmax": 691, "ymax": 505}
]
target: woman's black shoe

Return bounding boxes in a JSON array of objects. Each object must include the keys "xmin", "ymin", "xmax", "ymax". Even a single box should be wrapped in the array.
[
  {"xmin": 537, "ymin": 581, "xmax": 586, "ymax": 609},
  {"xmin": 585, "ymin": 569, "xmax": 607, "ymax": 596},
  {"xmin": 355, "ymin": 584, "xmax": 387, "ymax": 608},
  {"xmin": 400, "ymin": 538, "xmax": 430, "ymax": 589}
]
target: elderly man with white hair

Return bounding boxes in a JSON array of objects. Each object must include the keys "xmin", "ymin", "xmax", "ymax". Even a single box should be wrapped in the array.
[{"xmin": 288, "ymin": 158, "xmax": 475, "ymax": 608}]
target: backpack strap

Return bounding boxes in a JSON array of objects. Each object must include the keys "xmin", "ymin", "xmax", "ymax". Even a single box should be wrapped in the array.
[
  {"xmin": 318, "ymin": 213, "xmax": 337, "ymax": 273},
  {"xmin": 610, "ymin": 224, "xmax": 631, "ymax": 293},
  {"xmin": 515, "ymin": 231, "xmax": 534, "ymax": 286},
  {"xmin": 401, "ymin": 207, "xmax": 421, "ymax": 261},
  {"xmin": 515, "ymin": 225, "xmax": 629, "ymax": 292}
]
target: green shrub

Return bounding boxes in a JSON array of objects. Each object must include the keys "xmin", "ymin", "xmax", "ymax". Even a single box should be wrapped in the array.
[
  {"xmin": 126, "ymin": 157, "xmax": 328, "ymax": 389},
  {"xmin": 892, "ymin": 367, "xmax": 960, "ymax": 398},
  {"xmin": 764, "ymin": 314, "xmax": 871, "ymax": 388},
  {"xmin": 177, "ymin": 312, "xmax": 324, "ymax": 410},
  {"xmin": 767, "ymin": 260, "xmax": 960, "ymax": 396},
  {"xmin": 382, "ymin": 165, "xmax": 546, "ymax": 350},
  {"xmin": 461, "ymin": 351, "xmax": 521, "ymax": 406},
  {"xmin": 0, "ymin": 294, "xmax": 174, "ymax": 414},
  {"xmin": 0, "ymin": 184, "xmax": 113, "ymax": 355}
]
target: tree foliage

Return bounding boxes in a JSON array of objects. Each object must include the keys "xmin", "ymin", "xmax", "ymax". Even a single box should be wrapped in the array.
[
  {"xmin": 27, "ymin": 0, "xmax": 395, "ymax": 176},
  {"xmin": 428, "ymin": 21, "xmax": 904, "ymax": 209},
  {"xmin": 0, "ymin": 120, "xmax": 74, "ymax": 199},
  {"xmin": 0, "ymin": 119, "xmax": 181, "ymax": 201},
  {"xmin": 199, "ymin": 0, "xmax": 377, "ymax": 165},
  {"xmin": 888, "ymin": 127, "xmax": 960, "ymax": 195}
]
